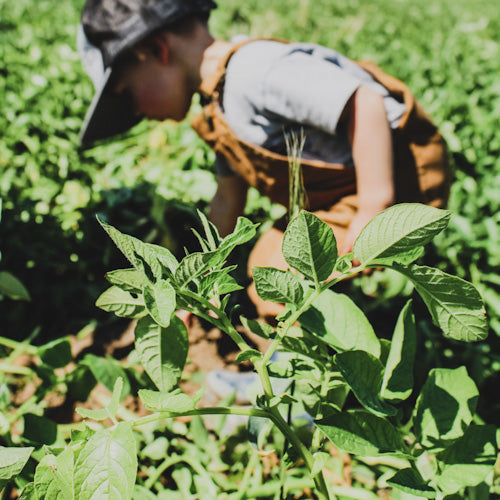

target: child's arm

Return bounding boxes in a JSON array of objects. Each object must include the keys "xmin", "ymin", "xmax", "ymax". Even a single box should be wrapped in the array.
[
  {"xmin": 209, "ymin": 175, "xmax": 248, "ymax": 237},
  {"xmin": 341, "ymin": 85, "xmax": 395, "ymax": 255}
]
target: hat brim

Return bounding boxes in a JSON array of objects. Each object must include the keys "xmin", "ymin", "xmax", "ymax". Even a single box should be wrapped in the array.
[{"xmin": 79, "ymin": 67, "xmax": 143, "ymax": 145}]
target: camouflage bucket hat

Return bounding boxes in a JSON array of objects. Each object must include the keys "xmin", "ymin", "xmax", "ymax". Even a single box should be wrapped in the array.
[{"xmin": 77, "ymin": 0, "xmax": 217, "ymax": 145}]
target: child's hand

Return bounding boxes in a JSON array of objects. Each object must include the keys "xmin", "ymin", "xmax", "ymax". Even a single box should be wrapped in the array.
[{"xmin": 341, "ymin": 211, "xmax": 375, "ymax": 259}]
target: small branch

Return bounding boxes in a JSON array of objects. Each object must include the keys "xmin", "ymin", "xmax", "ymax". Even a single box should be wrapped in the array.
[{"xmin": 131, "ymin": 406, "xmax": 269, "ymax": 428}]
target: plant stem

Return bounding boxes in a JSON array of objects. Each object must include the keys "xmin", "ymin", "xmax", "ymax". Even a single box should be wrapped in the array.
[
  {"xmin": 0, "ymin": 336, "xmax": 37, "ymax": 355},
  {"xmin": 0, "ymin": 363, "xmax": 34, "ymax": 376},
  {"xmin": 131, "ymin": 406, "xmax": 268, "ymax": 428},
  {"xmin": 267, "ymin": 407, "xmax": 331, "ymax": 500}
]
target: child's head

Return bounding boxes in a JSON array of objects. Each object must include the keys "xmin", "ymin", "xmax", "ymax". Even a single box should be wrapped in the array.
[{"xmin": 78, "ymin": 0, "xmax": 217, "ymax": 145}]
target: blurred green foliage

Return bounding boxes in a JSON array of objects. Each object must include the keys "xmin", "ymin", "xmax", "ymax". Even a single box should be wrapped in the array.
[{"xmin": 0, "ymin": 0, "xmax": 499, "ymax": 413}]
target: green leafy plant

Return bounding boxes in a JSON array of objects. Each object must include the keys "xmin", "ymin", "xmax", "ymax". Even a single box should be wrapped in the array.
[{"xmin": 3, "ymin": 203, "xmax": 495, "ymax": 499}]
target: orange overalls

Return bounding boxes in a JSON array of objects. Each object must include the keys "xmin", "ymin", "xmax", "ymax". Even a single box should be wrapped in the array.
[{"xmin": 191, "ymin": 39, "xmax": 451, "ymax": 319}]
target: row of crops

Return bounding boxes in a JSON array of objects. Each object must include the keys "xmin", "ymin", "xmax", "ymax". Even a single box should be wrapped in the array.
[{"xmin": 1, "ymin": 0, "xmax": 499, "ymax": 497}]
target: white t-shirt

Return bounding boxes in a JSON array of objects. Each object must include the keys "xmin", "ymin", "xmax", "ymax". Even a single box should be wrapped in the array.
[{"xmin": 216, "ymin": 39, "xmax": 406, "ymax": 175}]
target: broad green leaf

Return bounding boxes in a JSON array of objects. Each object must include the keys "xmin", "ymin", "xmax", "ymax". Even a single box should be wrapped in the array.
[
  {"xmin": 235, "ymin": 349, "xmax": 263, "ymax": 363},
  {"xmin": 435, "ymin": 425, "xmax": 497, "ymax": 494},
  {"xmin": 198, "ymin": 267, "xmax": 242, "ymax": 297},
  {"xmin": 144, "ymin": 242, "xmax": 178, "ymax": 274},
  {"xmin": 34, "ymin": 449, "xmax": 74, "ymax": 500},
  {"xmin": 253, "ymin": 267, "xmax": 304, "ymax": 303},
  {"xmin": 316, "ymin": 411, "xmax": 406, "ymax": 456},
  {"xmin": 387, "ymin": 468, "xmax": 436, "ymax": 498},
  {"xmin": 74, "ymin": 422, "xmax": 137, "ymax": 500},
  {"xmin": 240, "ymin": 317, "xmax": 275, "ymax": 339},
  {"xmin": 393, "ymin": 264, "xmax": 488, "ymax": 342},
  {"xmin": 80, "ymin": 354, "xmax": 130, "ymax": 401},
  {"xmin": 19, "ymin": 483, "xmax": 36, "ymax": 499},
  {"xmin": 195, "ymin": 208, "xmax": 221, "ymax": 251},
  {"xmin": 0, "ymin": 271, "xmax": 30, "ymax": 300},
  {"xmin": 76, "ymin": 377, "xmax": 123, "ymax": 422},
  {"xmin": 95, "ymin": 286, "xmax": 145, "ymax": 319},
  {"xmin": 353, "ymin": 203, "xmax": 450, "ymax": 264},
  {"xmin": 414, "ymin": 367, "xmax": 479, "ymax": 449},
  {"xmin": 105, "ymin": 269, "xmax": 149, "ymax": 293},
  {"xmin": 174, "ymin": 251, "xmax": 218, "ymax": 287},
  {"xmin": 218, "ymin": 216, "xmax": 258, "ymax": 255},
  {"xmin": 143, "ymin": 279, "xmax": 176, "ymax": 328},
  {"xmin": 299, "ymin": 289, "xmax": 381, "ymax": 357},
  {"xmin": 23, "ymin": 414, "xmax": 57, "ymax": 446},
  {"xmin": 38, "ymin": 337, "xmax": 72, "ymax": 369},
  {"xmin": 282, "ymin": 211, "xmax": 338, "ymax": 282},
  {"xmin": 98, "ymin": 218, "xmax": 171, "ymax": 280},
  {"xmin": 335, "ymin": 351, "xmax": 397, "ymax": 417},
  {"xmin": 139, "ymin": 388, "xmax": 203, "ymax": 413},
  {"xmin": 134, "ymin": 315, "xmax": 188, "ymax": 393},
  {"xmin": 380, "ymin": 300, "xmax": 416, "ymax": 402},
  {"xmin": 0, "ymin": 446, "xmax": 34, "ymax": 490}
]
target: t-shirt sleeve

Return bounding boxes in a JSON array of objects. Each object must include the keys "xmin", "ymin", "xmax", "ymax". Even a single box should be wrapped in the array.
[{"xmin": 262, "ymin": 51, "xmax": 361, "ymax": 134}]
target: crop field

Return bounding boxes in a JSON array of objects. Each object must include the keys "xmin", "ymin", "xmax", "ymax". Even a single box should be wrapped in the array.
[{"xmin": 1, "ymin": 0, "xmax": 499, "ymax": 498}]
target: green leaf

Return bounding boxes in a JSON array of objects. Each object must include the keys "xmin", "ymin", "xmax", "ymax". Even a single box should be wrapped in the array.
[
  {"xmin": 335, "ymin": 351, "xmax": 397, "ymax": 417},
  {"xmin": 95, "ymin": 286, "xmax": 146, "ymax": 319},
  {"xmin": 198, "ymin": 268, "xmax": 243, "ymax": 297},
  {"xmin": 0, "ymin": 271, "xmax": 30, "ymax": 300},
  {"xmin": 34, "ymin": 449, "xmax": 74, "ymax": 500},
  {"xmin": 139, "ymin": 388, "xmax": 202, "ymax": 413},
  {"xmin": 23, "ymin": 414, "xmax": 57, "ymax": 446},
  {"xmin": 253, "ymin": 267, "xmax": 304, "ymax": 303},
  {"xmin": 80, "ymin": 354, "xmax": 130, "ymax": 400},
  {"xmin": 98, "ymin": 218, "xmax": 172, "ymax": 280},
  {"xmin": 282, "ymin": 211, "xmax": 338, "ymax": 283},
  {"xmin": 74, "ymin": 422, "xmax": 137, "ymax": 500},
  {"xmin": 38, "ymin": 337, "xmax": 72, "ymax": 369},
  {"xmin": 316, "ymin": 411, "xmax": 406, "ymax": 456},
  {"xmin": 134, "ymin": 315, "xmax": 188, "ymax": 393},
  {"xmin": 380, "ymin": 300, "xmax": 416, "ymax": 402},
  {"xmin": 414, "ymin": 367, "xmax": 479, "ymax": 449},
  {"xmin": 144, "ymin": 242, "xmax": 178, "ymax": 275},
  {"xmin": 105, "ymin": 269, "xmax": 149, "ymax": 293},
  {"xmin": 143, "ymin": 279, "xmax": 176, "ymax": 328},
  {"xmin": 218, "ymin": 216, "xmax": 258, "ymax": 255},
  {"xmin": 174, "ymin": 251, "xmax": 218, "ymax": 288},
  {"xmin": 393, "ymin": 264, "xmax": 488, "ymax": 342},
  {"xmin": 299, "ymin": 289, "xmax": 380, "ymax": 356},
  {"xmin": 235, "ymin": 349, "xmax": 263, "ymax": 363},
  {"xmin": 240, "ymin": 317, "xmax": 275, "ymax": 339},
  {"xmin": 0, "ymin": 446, "xmax": 34, "ymax": 490},
  {"xmin": 387, "ymin": 468, "xmax": 436, "ymax": 498},
  {"xmin": 19, "ymin": 483, "xmax": 36, "ymax": 499},
  {"xmin": 76, "ymin": 377, "xmax": 123, "ymax": 422},
  {"xmin": 435, "ymin": 425, "xmax": 498, "ymax": 494},
  {"xmin": 353, "ymin": 203, "xmax": 450, "ymax": 264}
]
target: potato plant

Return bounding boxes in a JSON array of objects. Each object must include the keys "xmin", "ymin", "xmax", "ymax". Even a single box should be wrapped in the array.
[{"xmin": 1, "ymin": 203, "xmax": 496, "ymax": 499}]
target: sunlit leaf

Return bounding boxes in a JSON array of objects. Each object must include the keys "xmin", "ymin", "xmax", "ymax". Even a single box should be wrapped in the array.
[
  {"xmin": 282, "ymin": 211, "xmax": 337, "ymax": 283},
  {"xmin": 335, "ymin": 351, "xmax": 397, "ymax": 417},
  {"xmin": 299, "ymin": 289, "xmax": 380, "ymax": 356},
  {"xmin": 253, "ymin": 267, "xmax": 304, "ymax": 303},
  {"xmin": 394, "ymin": 264, "xmax": 488, "ymax": 342},
  {"xmin": 74, "ymin": 423, "xmax": 137, "ymax": 500},
  {"xmin": 134, "ymin": 315, "xmax": 188, "ymax": 393},
  {"xmin": 316, "ymin": 411, "xmax": 406, "ymax": 456},
  {"xmin": 380, "ymin": 300, "xmax": 416, "ymax": 402},
  {"xmin": 353, "ymin": 203, "xmax": 450, "ymax": 265},
  {"xmin": 414, "ymin": 367, "xmax": 479, "ymax": 449}
]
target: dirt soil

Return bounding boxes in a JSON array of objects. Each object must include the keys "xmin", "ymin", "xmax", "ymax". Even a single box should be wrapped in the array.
[{"xmin": 26, "ymin": 311, "xmax": 270, "ymax": 426}]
